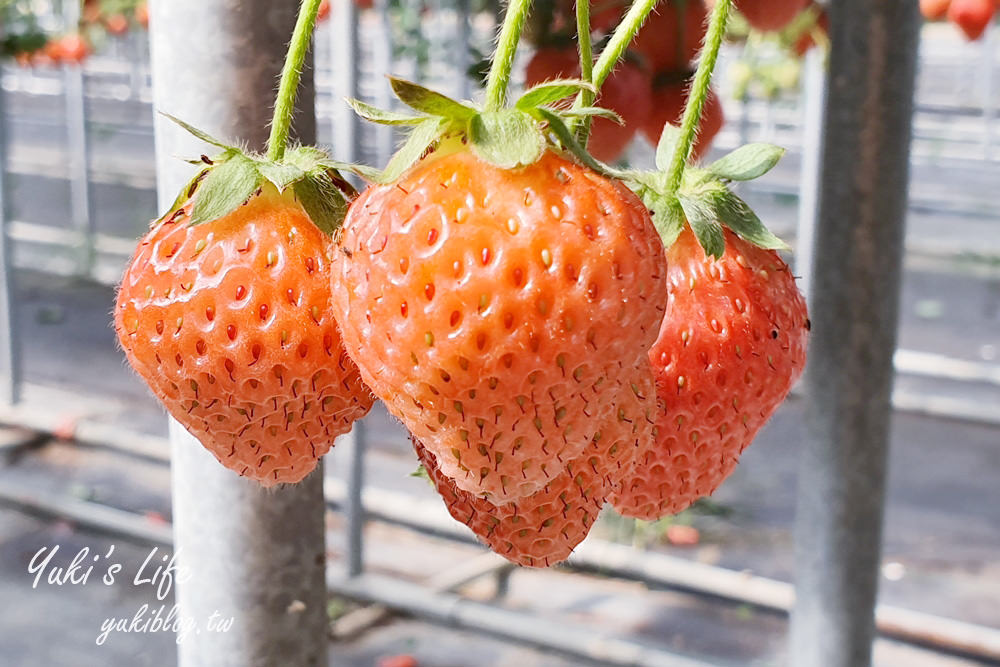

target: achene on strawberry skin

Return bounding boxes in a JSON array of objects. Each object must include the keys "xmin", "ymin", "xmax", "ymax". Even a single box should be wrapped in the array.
[
  {"xmin": 115, "ymin": 185, "xmax": 373, "ymax": 486},
  {"xmin": 612, "ymin": 226, "xmax": 808, "ymax": 519},
  {"xmin": 414, "ymin": 361, "xmax": 657, "ymax": 567},
  {"xmin": 332, "ymin": 149, "xmax": 667, "ymax": 503}
]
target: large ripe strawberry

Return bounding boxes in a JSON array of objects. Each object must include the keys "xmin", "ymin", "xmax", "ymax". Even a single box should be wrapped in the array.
[
  {"xmin": 116, "ymin": 123, "xmax": 371, "ymax": 486},
  {"xmin": 611, "ymin": 226, "xmax": 808, "ymax": 519},
  {"xmin": 332, "ymin": 89, "xmax": 668, "ymax": 501},
  {"xmin": 641, "ymin": 78, "xmax": 724, "ymax": 162},
  {"xmin": 525, "ymin": 47, "xmax": 652, "ymax": 163},
  {"xmin": 733, "ymin": 0, "xmax": 807, "ymax": 32},
  {"xmin": 632, "ymin": 0, "xmax": 708, "ymax": 72},
  {"xmin": 414, "ymin": 362, "xmax": 656, "ymax": 566},
  {"xmin": 948, "ymin": 0, "xmax": 995, "ymax": 40}
]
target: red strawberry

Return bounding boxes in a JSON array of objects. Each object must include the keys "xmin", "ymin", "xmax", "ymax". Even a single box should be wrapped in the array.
[
  {"xmin": 54, "ymin": 34, "xmax": 90, "ymax": 64},
  {"xmin": 524, "ymin": 48, "xmax": 653, "ymax": 163},
  {"xmin": 948, "ymin": 0, "xmax": 995, "ymax": 39},
  {"xmin": 332, "ymin": 149, "xmax": 667, "ymax": 502},
  {"xmin": 115, "ymin": 185, "xmax": 373, "ymax": 486},
  {"xmin": 734, "ymin": 0, "xmax": 807, "ymax": 32},
  {"xmin": 921, "ymin": 0, "xmax": 952, "ymax": 20},
  {"xmin": 415, "ymin": 361, "xmax": 657, "ymax": 567},
  {"xmin": 632, "ymin": 0, "xmax": 708, "ymax": 72},
  {"xmin": 105, "ymin": 13, "xmax": 130, "ymax": 36},
  {"xmin": 611, "ymin": 226, "xmax": 808, "ymax": 519},
  {"xmin": 641, "ymin": 79, "xmax": 724, "ymax": 162},
  {"xmin": 791, "ymin": 5, "xmax": 829, "ymax": 57}
]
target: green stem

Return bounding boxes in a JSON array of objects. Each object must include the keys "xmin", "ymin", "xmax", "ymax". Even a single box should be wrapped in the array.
[
  {"xmin": 484, "ymin": 0, "xmax": 533, "ymax": 111},
  {"xmin": 574, "ymin": 0, "xmax": 594, "ymax": 143},
  {"xmin": 590, "ymin": 0, "xmax": 658, "ymax": 91},
  {"xmin": 664, "ymin": 0, "xmax": 730, "ymax": 196},
  {"xmin": 267, "ymin": 0, "xmax": 324, "ymax": 161}
]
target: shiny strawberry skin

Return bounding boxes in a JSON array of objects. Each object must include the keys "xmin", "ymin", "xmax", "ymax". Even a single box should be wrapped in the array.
[
  {"xmin": 115, "ymin": 187, "xmax": 373, "ymax": 486},
  {"xmin": 331, "ymin": 150, "xmax": 667, "ymax": 502},
  {"xmin": 415, "ymin": 362, "xmax": 656, "ymax": 567},
  {"xmin": 612, "ymin": 227, "xmax": 809, "ymax": 519}
]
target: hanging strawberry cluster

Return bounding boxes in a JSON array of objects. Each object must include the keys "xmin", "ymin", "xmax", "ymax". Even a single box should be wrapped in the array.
[{"xmin": 114, "ymin": 0, "xmax": 809, "ymax": 567}]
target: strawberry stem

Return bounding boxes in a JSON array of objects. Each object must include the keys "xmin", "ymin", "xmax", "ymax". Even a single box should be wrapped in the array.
[
  {"xmin": 570, "ymin": 0, "xmax": 658, "ymax": 140},
  {"xmin": 663, "ymin": 0, "xmax": 731, "ymax": 197},
  {"xmin": 484, "ymin": 0, "xmax": 534, "ymax": 111},
  {"xmin": 267, "ymin": 0, "xmax": 325, "ymax": 162},
  {"xmin": 574, "ymin": 0, "xmax": 595, "ymax": 144}
]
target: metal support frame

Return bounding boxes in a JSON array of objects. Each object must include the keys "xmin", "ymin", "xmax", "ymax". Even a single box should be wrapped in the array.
[
  {"xmin": 149, "ymin": 2, "xmax": 327, "ymax": 665},
  {"xmin": 789, "ymin": 2, "xmax": 921, "ymax": 666},
  {"xmin": 0, "ymin": 47, "xmax": 22, "ymax": 405}
]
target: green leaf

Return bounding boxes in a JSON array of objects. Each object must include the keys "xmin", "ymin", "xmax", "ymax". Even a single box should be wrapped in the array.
[
  {"xmin": 716, "ymin": 192, "xmax": 788, "ymax": 250},
  {"xmin": 468, "ymin": 110, "xmax": 544, "ymax": 169},
  {"xmin": 294, "ymin": 175, "xmax": 349, "ymax": 237},
  {"xmin": 655, "ymin": 124, "xmax": 684, "ymax": 171},
  {"xmin": 390, "ymin": 77, "xmax": 477, "ymax": 120},
  {"xmin": 255, "ymin": 161, "xmax": 306, "ymax": 192},
  {"xmin": 707, "ymin": 143, "xmax": 785, "ymax": 181},
  {"xmin": 159, "ymin": 112, "xmax": 235, "ymax": 150},
  {"xmin": 409, "ymin": 464, "xmax": 430, "ymax": 481},
  {"xmin": 515, "ymin": 79, "xmax": 595, "ymax": 110},
  {"xmin": 535, "ymin": 108, "xmax": 630, "ymax": 180},
  {"xmin": 380, "ymin": 117, "xmax": 446, "ymax": 183},
  {"xmin": 189, "ymin": 156, "xmax": 262, "ymax": 226},
  {"xmin": 679, "ymin": 194, "xmax": 725, "ymax": 259},
  {"xmin": 346, "ymin": 98, "xmax": 426, "ymax": 125}
]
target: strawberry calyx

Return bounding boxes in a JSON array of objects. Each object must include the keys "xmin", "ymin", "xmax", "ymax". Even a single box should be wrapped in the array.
[
  {"xmin": 628, "ymin": 126, "xmax": 788, "ymax": 258},
  {"xmin": 156, "ymin": 114, "xmax": 357, "ymax": 237},
  {"xmin": 347, "ymin": 76, "xmax": 621, "ymax": 181}
]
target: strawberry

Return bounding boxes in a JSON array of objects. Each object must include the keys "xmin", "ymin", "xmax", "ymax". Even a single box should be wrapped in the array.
[
  {"xmin": 641, "ymin": 78, "xmax": 724, "ymax": 162},
  {"xmin": 524, "ymin": 47, "xmax": 653, "ymax": 163},
  {"xmin": 105, "ymin": 13, "xmax": 130, "ymax": 36},
  {"xmin": 136, "ymin": 3, "xmax": 149, "ymax": 29},
  {"xmin": 734, "ymin": 0, "xmax": 807, "ymax": 32},
  {"xmin": 920, "ymin": 0, "xmax": 952, "ymax": 20},
  {"xmin": 332, "ymin": 144, "xmax": 666, "ymax": 502},
  {"xmin": 790, "ymin": 4, "xmax": 829, "ymax": 57},
  {"xmin": 632, "ymin": 0, "xmax": 708, "ymax": 73},
  {"xmin": 414, "ymin": 362, "xmax": 657, "ymax": 566},
  {"xmin": 948, "ymin": 0, "xmax": 995, "ymax": 39},
  {"xmin": 116, "ymin": 118, "xmax": 369, "ymax": 486},
  {"xmin": 54, "ymin": 33, "xmax": 90, "ymax": 64},
  {"xmin": 611, "ymin": 226, "xmax": 808, "ymax": 519}
]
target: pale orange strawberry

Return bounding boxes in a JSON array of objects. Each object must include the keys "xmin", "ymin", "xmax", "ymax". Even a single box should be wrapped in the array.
[
  {"xmin": 332, "ymin": 149, "xmax": 667, "ymax": 502},
  {"xmin": 415, "ymin": 361, "xmax": 657, "ymax": 566},
  {"xmin": 116, "ymin": 185, "xmax": 373, "ymax": 486},
  {"xmin": 611, "ymin": 227, "xmax": 808, "ymax": 518}
]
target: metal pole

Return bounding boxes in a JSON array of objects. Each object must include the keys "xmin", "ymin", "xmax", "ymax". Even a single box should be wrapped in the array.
[
  {"xmin": 62, "ymin": 0, "xmax": 96, "ymax": 277},
  {"xmin": 344, "ymin": 420, "xmax": 366, "ymax": 577},
  {"xmin": 331, "ymin": 0, "xmax": 362, "ymax": 165},
  {"xmin": 794, "ymin": 47, "xmax": 826, "ymax": 303},
  {"xmin": 789, "ymin": 2, "xmax": 920, "ymax": 667},
  {"xmin": 0, "ymin": 27, "xmax": 21, "ymax": 405},
  {"xmin": 150, "ymin": 2, "xmax": 327, "ymax": 665}
]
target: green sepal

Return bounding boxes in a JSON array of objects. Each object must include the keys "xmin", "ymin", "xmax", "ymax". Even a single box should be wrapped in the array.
[
  {"xmin": 410, "ymin": 464, "xmax": 431, "ymax": 482},
  {"xmin": 469, "ymin": 110, "xmax": 543, "ymax": 169},
  {"xmin": 679, "ymin": 193, "xmax": 726, "ymax": 259},
  {"xmin": 390, "ymin": 76, "xmax": 477, "ymax": 120},
  {"xmin": 158, "ymin": 167, "xmax": 209, "ymax": 224},
  {"xmin": 707, "ymin": 143, "xmax": 785, "ymax": 181},
  {"xmin": 640, "ymin": 188, "xmax": 686, "ymax": 249},
  {"xmin": 655, "ymin": 124, "xmax": 684, "ymax": 171},
  {"xmin": 515, "ymin": 79, "xmax": 595, "ymax": 110},
  {"xmin": 189, "ymin": 155, "xmax": 263, "ymax": 226},
  {"xmin": 535, "ymin": 108, "xmax": 630, "ymax": 180},
  {"xmin": 347, "ymin": 98, "xmax": 426, "ymax": 125},
  {"xmin": 559, "ymin": 106, "xmax": 623, "ymax": 123},
  {"xmin": 379, "ymin": 117, "xmax": 447, "ymax": 183},
  {"xmin": 715, "ymin": 191, "xmax": 788, "ymax": 250},
  {"xmin": 293, "ymin": 174, "xmax": 350, "ymax": 237},
  {"xmin": 160, "ymin": 112, "xmax": 235, "ymax": 150},
  {"xmin": 255, "ymin": 160, "xmax": 307, "ymax": 192}
]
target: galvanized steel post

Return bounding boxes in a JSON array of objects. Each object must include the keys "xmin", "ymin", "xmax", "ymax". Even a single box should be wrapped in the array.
[
  {"xmin": 0, "ymin": 33, "xmax": 20, "ymax": 405},
  {"xmin": 789, "ymin": 2, "xmax": 920, "ymax": 667},
  {"xmin": 150, "ymin": 2, "xmax": 328, "ymax": 665}
]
